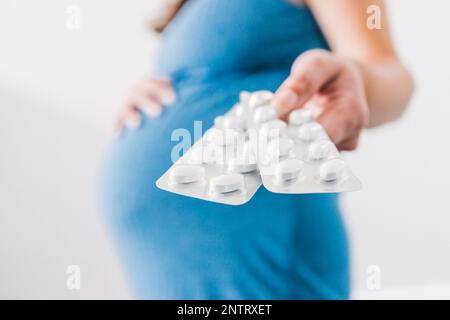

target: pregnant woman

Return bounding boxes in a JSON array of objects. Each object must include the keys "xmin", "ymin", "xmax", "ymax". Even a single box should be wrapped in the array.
[{"xmin": 100, "ymin": 0, "xmax": 413, "ymax": 299}]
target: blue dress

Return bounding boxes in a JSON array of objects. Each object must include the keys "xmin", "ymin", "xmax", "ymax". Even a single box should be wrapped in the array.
[{"xmin": 99, "ymin": 0, "xmax": 349, "ymax": 299}]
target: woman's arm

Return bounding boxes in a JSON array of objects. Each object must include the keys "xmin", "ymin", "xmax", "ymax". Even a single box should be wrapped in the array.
[
  {"xmin": 306, "ymin": 0, "xmax": 414, "ymax": 127},
  {"xmin": 114, "ymin": 77, "xmax": 176, "ymax": 136},
  {"xmin": 274, "ymin": 0, "xmax": 414, "ymax": 150}
]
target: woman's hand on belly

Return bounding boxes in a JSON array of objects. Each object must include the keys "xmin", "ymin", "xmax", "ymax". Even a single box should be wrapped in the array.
[
  {"xmin": 274, "ymin": 49, "xmax": 369, "ymax": 151},
  {"xmin": 114, "ymin": 76, "xmax": 176, "ymax": 136}
]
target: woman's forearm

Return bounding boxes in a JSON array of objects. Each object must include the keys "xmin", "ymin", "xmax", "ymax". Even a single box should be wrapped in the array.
[
  {"xmin": 306, "ymin": 0, "xmax": 414, "ymax": 128},
  {"xmin": 354, "ymin": 58, "xmax": 414, "ymax": 127}
]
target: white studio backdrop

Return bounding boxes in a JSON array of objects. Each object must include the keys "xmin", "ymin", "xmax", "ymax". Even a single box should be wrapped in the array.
[{"xmin": 0, "ymin": 0, "xmax": 449, "ymax": 299}]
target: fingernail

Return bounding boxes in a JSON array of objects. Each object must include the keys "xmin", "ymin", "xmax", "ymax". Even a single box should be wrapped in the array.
[
  {"xmin": 143, "ymin": 106, "xmax": 162, "ymax": 118},
  {"xmin": 112, "ymin": 126, "xmax": 122, "ymax": 139},
  {"xmin": 163, "ymin": 92, "xmax": 176, "ymax": 105},
  {"xmin": 274, "ymin": 90, "xmax": 298, "ymax": 112},
  {"xmin": 125, "ymin": 113, "xmax": 141, "ymax": 129},
  {"xmin": 159, "ymin": 76, "xmax": 172, "ymax": 83}
]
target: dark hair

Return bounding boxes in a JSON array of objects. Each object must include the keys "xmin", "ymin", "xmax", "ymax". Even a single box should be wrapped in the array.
[{"xmin": 152, "ymin": 0, "xmax": 187, "ymax": 33}]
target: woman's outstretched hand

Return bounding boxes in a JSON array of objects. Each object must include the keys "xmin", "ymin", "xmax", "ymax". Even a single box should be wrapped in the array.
[
  {"xmin": 114, "ymin": 76, "xmax": 176, "ymax": 136},
  {"xmin": 274, "ymin": 49, "xmax": 369, "ymax": 151}
]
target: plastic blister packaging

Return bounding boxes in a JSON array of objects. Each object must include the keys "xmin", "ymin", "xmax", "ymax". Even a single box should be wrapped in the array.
[
  {"xmin": 156, "ymin": 90, "xmax": 361, "ymax": 205},
  {"xmin": 258, "ymin": 118, "xmax": 362, "ymax": 194},
  {"xmin": 155, "ymin": 102, "xmax": 263, "ymax": 205}
]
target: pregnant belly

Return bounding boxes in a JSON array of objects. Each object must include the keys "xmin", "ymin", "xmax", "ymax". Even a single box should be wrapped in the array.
[
  {"xmin": 102, "ymin": 69, "xmax": 290, "ymax": 183},
  {"xmin": 97, "ymin": 69, "xmax": 349, "ymax": 299},
  {"xmin": 98, "ymin": 69, "xmax": 292, "ymax": 227}
]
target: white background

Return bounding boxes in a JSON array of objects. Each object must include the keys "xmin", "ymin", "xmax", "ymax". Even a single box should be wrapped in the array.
[{"xmin": 1, "ymin": 0, "xmax": 449, "ymax": 299}]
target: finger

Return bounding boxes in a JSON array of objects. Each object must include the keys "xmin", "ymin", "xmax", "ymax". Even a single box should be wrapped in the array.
[
  {"xmin": 140, "ymin": 101, "xmax": 163, "ymax": 118},
  {"xmin": 274, "ymin": 89, "xmax": 298, "ymax": 117},
  {"xmin": 316, "ymin": 109, "xmax": 348, "ymax": 145},
  {"xmin": 112, "ymin": 118, "xmax": 124, "ymax": 138},
  {"xmin": 153, "ymin": 76, "xmax": 172, "ymax": 84},
  {"xmin": 274, "ymin": 50, "xmax": 342, "ymax": 116},
  {"xmin": 113, "ymin": 104, "xmax": 132, "ymax": 137},
  {"xmin": 136, "ymin": 78, "xmax": 176, "ymax": 105},
  {"xmin": 130, "ymin": 90, "xmax": 164, "ymax": 118},
  {"xmin": 124, "ymin": 108, "xmax": 141, "ymax": 130},
  {"xmin": 304, "ymin": 96, "xmax": 328, "ymax": 119}
]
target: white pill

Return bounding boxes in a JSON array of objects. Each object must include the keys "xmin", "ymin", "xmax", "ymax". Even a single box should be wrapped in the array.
[
  {"xmin": 214, "ymin": 116, "xmax": 225, "ymax": 129},
  {"xmin": 253, "ymin": 106, "xmax": 277, "ymax": 124},
  {"xmin": 266, "ymin": 137, "xmax": 294, "ymax": 159},
  {"xmin": 259, "ymin": 119, "xmax": 287, "ymax": 140},
  {"xmin": 223, "ymin": 115, "xmax": 246, "ymax": 130},
  {"xmin": 298, "ymin": 122, "xmax": 323, "ymax": 142},
  {"xmin": 187, "ymin": 143, "xmax": 226, "ymax": 165},
  {"xmin": 125, "ymin": 111, "xmax": 141, "ymax": 129},
  {"xmin": 209, "ymin": 173, "xmax": 244, "ymax": 194},
  {"xmin": 248, "ymin": 90, "xmax": 274, "ymax": 109},
  {"xmin": 204, "ymin": 128, "xmax": 220, "ymax": 143},
  {"xmin": 289, "ymin": 108, "xmax": 313, "ymax": 126},
  {"xmin": 169, "ymin": 165, "xmax": 205, "ymax": 184},
  {"xmin": 233, "ymin": 103, "xmax": 245, "ymax": 117},
  {"xmin": 183, "ymin": 147, "xmax": 203, "ymax": 165},
  {"xmin": 204, "ymin": 128, "xmax": 244, "ymax": 147},
  {"xmin": 228, "ymin": 155, "xmax": 257, "ymax": 173},
  {"xmin": 185, "ymin": 144, "xmax": 213, "ymax": 165},
  {"xmin": 319, "ymin": 159, "xmax": 346, "ymax": 182},
  {"xmin": 198, "ymin": 144, "xmax": 215, "ymax": 164},
  {"xmin": 275, "ymin": 159, "xmax": 304, "ymax": 181},
  {"xmin": 239, "ymin": 91, "xmax": 252, "ymax": 106},
  {"xmin": 201, "ymin": 144, "xmax": 217, "ymax": 164},
  {"xmin": 308, "ymin": 140, "xmax": 334, "ymax": 160}
]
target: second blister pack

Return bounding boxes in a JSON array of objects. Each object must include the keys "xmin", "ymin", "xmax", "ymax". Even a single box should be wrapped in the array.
[{"xmin": 242, "ymin": 92, "xmax": 362, "ymax": 194}]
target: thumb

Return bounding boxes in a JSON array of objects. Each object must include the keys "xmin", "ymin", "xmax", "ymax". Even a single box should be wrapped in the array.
[{"xmin": 274, "ymin": 50, "xmax": 342, "ymax": 117}]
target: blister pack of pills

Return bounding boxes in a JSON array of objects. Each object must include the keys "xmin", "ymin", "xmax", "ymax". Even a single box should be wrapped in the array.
[
  {"xmin": 156, "ymin": 90, "xmax": 362, "ymax": 205},
  {"xmin": 256, "ymin": 112, "xmax": 362, "ymax": 194},
  {"xmin": 155, "ymin": 102, "xmax": 262, "ymax": 205}
]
